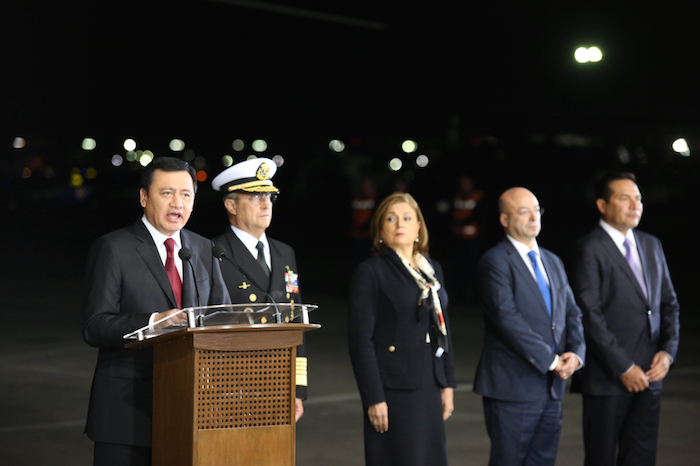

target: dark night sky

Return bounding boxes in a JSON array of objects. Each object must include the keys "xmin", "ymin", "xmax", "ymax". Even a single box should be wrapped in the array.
[{"xmin": 3, "ymin": 1, "xmax": 699, "ymax": 143}]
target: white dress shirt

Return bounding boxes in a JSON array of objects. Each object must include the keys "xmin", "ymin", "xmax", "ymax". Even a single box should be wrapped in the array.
[{"xmin": 230, "ymin": 225, "xmax": 271, "ymax": 269}]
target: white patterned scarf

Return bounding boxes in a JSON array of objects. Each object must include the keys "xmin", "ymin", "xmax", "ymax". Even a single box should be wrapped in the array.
[{"xmin": 395, "ymin": 251, "xmax": 448, "ymax": 355}]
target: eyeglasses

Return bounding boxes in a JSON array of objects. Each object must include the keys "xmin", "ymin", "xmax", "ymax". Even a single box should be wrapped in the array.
[
  {"xmin": 236, "ymin": 192, "xmax": 278, "ymax": 204},
  {"xmin": 515, "ymin": 207, "xmax": 544, "ymax": 217}
]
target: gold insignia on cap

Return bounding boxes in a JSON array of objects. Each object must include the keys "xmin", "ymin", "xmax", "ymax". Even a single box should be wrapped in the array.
[
  {"xmin": 256, "ymin": 162, "xmax": 270, "ymax": 180},
  {"xmin": 261, "ymin": 317, "xmax": 267, "ymax": 324},
  {"xmin": 249, "ymin": 293, "xmax": 257, "ymax": 302}
]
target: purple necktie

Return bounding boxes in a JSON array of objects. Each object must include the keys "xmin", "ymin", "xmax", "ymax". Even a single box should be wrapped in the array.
[{"xmin": 623, "ymin": 237, "xmax": 647, "ymax": 299}]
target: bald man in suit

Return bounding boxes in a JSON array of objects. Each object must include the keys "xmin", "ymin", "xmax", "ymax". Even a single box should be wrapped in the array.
[
  {"xmin": 474, "ymin": 187, "xmax": 585, "ymax": 466},
  {"xmin": 569, "ymin": 173, "xmax": 680, "ymax": 466}
]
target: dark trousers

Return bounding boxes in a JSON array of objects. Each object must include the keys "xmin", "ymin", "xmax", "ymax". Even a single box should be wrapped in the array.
[
  {"xmin": 582, "ymin": 390, "xmax": 661, "ymax": 466},
  {"xmin": 483, "ymin": 396, "xmax": 562, "ymax": 466},
  {"xmin": 94, "ymin": 442, "xmax": 151, "ymax": 466}
]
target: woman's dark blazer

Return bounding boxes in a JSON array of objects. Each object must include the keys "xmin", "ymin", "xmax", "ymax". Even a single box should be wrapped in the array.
[{"xmin": 348, "ymin": 249, "xmax": 457, "ymax": 409}]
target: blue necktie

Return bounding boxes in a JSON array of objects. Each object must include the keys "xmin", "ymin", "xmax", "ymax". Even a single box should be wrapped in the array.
[{"xmin": 528, "ymin": 250, "xmax": 552, "ymax": 316}]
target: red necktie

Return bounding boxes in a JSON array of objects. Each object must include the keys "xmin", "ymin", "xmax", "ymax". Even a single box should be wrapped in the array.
[{"xmin": 164, "ymin": 238, "xmax": 182, "ymax": 309}]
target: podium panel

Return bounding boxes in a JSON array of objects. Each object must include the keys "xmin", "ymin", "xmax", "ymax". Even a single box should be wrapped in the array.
[{"xmin": 129, "ymin": 323, "xmax": 319, "ymax": 466}]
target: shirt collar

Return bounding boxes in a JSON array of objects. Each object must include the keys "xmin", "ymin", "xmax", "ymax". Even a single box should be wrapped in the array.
[
  {"xmin": 230, "ymin": 224, "xmax": 268, "ymax": 252},
  {"xmin": 599, "ymin": 218, "xmax": 636, "ymax": 248},
  {"xmin": 506, "ymin": 234, "xmax": 540, "ymax": 258},
  {"xmin": 141, "ymin": 215, "xmax": 182, "ymax": 248}
]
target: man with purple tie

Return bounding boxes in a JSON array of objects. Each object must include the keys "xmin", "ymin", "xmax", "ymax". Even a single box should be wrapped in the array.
[{"xmin": 569, "ymin": 172, "xmax": 680, "ymax": 466}]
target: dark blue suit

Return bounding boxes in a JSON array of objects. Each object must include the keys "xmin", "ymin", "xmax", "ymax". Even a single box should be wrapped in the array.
[
  {"xmin": 569, "ymin": 225, "xmax": 680, "ymax": 466},
  {"xmin": 474, "ymin": 237, "xmax": 585, "ymax": 466}
]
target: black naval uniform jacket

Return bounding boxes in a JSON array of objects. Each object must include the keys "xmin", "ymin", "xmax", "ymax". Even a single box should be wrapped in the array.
[
  {"xmin": 212, "ymin": 227, "xmax": 307, "ymax": 399},
  {"xmin": 348, "ymin": 249, "xmax": 457, "ymax": 409}
]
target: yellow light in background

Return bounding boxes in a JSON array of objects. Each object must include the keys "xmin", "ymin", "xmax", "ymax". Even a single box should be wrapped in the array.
[
  {"xmin": 124, "ymin": 139, "xmax": 137, "ymax": 151},
  {"xmin": 672, "ymin": 138, "xmax": 690, "ymax": 156},
  {"xmin": 222, "ymin": 155, "xmax": 234, "ymax": 167},
  {"xmin": 252, "ymin": 139, "xmax": 267, "ymax": 152},
  {"xmin": 232, "ymin": 139, "xmax": 245, "ymax": 151},
  {"xmin": 329, "ymin": 139, "xmax": 345, "ymax": 152},
  {"xmin": 272, "ymin": 155, "xmax": 284, "ymax": 166},
  {"xmin": 587, "ymin": 47, "xmax": 602, "ymax": 62},
  {"xmin": 112, "ymin": 154, "xmax": 124, "ymax": 166},
  {"xmin": 71, "ymin": 173, "xmax": 84, "ymax": 187},
  {"xmin": 82, "ymin": 138, "xmax": 97, "ymax": 150},
  {"xmin": 85, "ymin": 168, "xmax": 98, "ymax": 179},
  {"xmin": 402, "ymin": 140, "xmax": 417, "ymax": 153},
  {"xmin": 169, "ymin": 139, "xmax": 185, "ymax": 151},
  {"xmin": 13, "ymin": 137, "xmax": 26, "ymax": 149},
  {"xmin": 415, "ymin": 154, "xmax": 429, "ymax": 167},
  {"xmin": 389, "ymin": 158, "xmax": 403, "ymax": 171}
]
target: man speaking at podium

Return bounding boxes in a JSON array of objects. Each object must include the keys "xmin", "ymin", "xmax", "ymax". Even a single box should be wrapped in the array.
[
  {"xmin": 83, "ymin": 157, "xmax": 230, "ymax": 466},
  {"xmin": 211, "ymin": 157, "xmax": 307, "ymax": 421}
]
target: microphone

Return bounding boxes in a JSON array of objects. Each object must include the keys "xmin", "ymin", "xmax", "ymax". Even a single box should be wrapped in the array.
[
  {"xmin": 179, "ymin": 247, "xmax": 201, "ymax": 307},
  {"xmin": 212, "ymin": 245, "xmax": 281, "ymax": 323}
]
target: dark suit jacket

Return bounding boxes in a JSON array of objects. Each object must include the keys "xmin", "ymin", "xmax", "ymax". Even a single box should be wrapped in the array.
[
  {"xmin": 569, "ymin": 225, "xmax": 680, "ymax": 395},
  {"xmin": 474, "ymin": 237, "xmax": 586, "ymax": 402},
  {"xmin": 83, "ymin": 220, "xmax": 230, "ymax": 447},
  {"xmin": 348, "ymin": 250, "xmax": 457, "ymax": 409},
  {"xmin": 211, "ymin": 228, "xmax": 307, "ymax": 399}
]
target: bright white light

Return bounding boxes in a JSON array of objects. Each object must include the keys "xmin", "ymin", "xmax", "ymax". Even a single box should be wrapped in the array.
[
  {"xmin": 82, "ymin": 138, "xmax": 97, "ymax": 150},
  {"xmin": 222, "ymin": 155, "xmax": 234, "ymax": 167},
  {"xmin": 402, "ymin": 140, "xmax": 417, "ymax": 153},
  {"xmin": 389, "ymin": 158, "xmax": 403, "ymax": 171},
  {"xmin": 112, "ymin": 154, "xmax": 124, "ymax": 166},
  {"xmin": 13, "ymin": 137, "xmax": 26, "ymax": 149},
  {"xmin": 252, "ymin": 139, "xmax": 267, "ymax": 152},
  {"xmin": 672, "ymin": 138, "xmax": 690, "ymax": 156},
  {"xmin": 272, "ymin": 155, "xmax": 285, "ymax": 166},
  {"xmin": 329, "ymin": 139, "xmax": 345, "ymax": 152},
  {"xmin": 575, "ymin": 46, "xmax": 603, "ymax": 63},
  {"xmin": 124, "ymin": 139, "xmax": 137, "ymax": 151},
  {"xmin": 232, "ymin": 139, "xmax": 245, "ymax": 151},
  {"xmin": 415, "ymin": 154, "xmax": 429, "ymax": 167},
  {"xmin": 587, "ymin": 47, "xmax": 602, "ymax": 62},
  {"xmin": 169, "ymin": 139, "xmax": 185, "ymax": 151}
]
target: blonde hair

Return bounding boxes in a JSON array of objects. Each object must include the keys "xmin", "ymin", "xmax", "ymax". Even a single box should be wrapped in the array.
[{"xmin": 370, "ymin": 192, "xmax": 429, "ymax": 255}]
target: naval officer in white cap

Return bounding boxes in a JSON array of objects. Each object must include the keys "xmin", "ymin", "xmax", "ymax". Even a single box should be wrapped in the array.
[{"xmin": 211, "ymin": 157, "xmax": 307, "ymax": 421}]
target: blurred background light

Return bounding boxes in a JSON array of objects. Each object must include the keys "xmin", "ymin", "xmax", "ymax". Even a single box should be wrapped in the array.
[
  {"xmin": 232, "ymin": 139, "xmax": 245, "ymax": 151},
  {"xmin": 672, "ymin": 138, "xmax": 690, "ymax": 156},
  {"xmin": 389, "ymin": 158, "xmax": 403, "ymax": 171},
  {"xmin": 139, "ymin": 151, "xmax": 154, "ymax": 166},
  {"xmin": 246, "ymin": 154, "xmax": 258, "ymax": 160},
  {"xmin": 272, "ymin": 155, "xmax": 284, "ymax": 166},
  {"xmin": 196, "ymin": 170, "xmax": 207, "ymax": 182},
  {"xmin": 329, "ymin": 139, "xmax": 345, "ymax": 152},
  {"xmin": 222, "ymin": 155, "xmax": 234, "ymax": 167},
  {"xmin": 183, "ymin": 149, "xmax": 195, "ymax": 161},
  {"xmin": 13, "ymin": 137, "xmax": 26, "ymax": 149},
  {"xmin": 112, "ymin": 154, "xmax": 124, "ymax": 166},
  {"xmin": 123, "ymin": 139, "xmax": 137, "ymax": 151},
  {"xmin": 575, "ymin": 46, "xmax": 603, "ymax": 63},
  {"xmin": 252, "ymin": 139, "xmax": 267, "ymax": 152},
  {"xmin": 82, "ymin": 138, "xmax": 97, "ymax": 150},
  {"xmin": 169, "ymin": 139, "xmax": 185, "ymax": 151},
  {"xmin": 401, "ymin": 139, "xmax": 417, "ymax": 153},
  {"xmin": 415, "ymin": 154, "xmax": 429, "ymax": 167}
]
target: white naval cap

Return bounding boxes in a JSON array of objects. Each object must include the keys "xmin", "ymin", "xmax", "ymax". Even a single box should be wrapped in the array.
[{"xmin": 211, "ymin": 157, "xmax": 279, "ymax": 193}]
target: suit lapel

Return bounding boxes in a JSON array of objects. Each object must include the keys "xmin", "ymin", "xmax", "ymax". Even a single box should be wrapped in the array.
[
  {"xmin": 502, "ymin": 238, "xmax": 550, "ymax": 318},
  {"xmin": 269, "ymin": 241, "xmax": 286, "ymax": 296},
  {"xmin": 596, "ymin": 226, "xmax": 648, "ymax": 303},
  {"xmin": 133, "ymin": 220, "xmax": 179, "ymax": 309},
  {"xmin": 634, "ymin": 231, "xmax": 652, "ymax": 306},
  {"xmin": 179, "ymin": 230, "xmax": 198, "ymax": 308}
]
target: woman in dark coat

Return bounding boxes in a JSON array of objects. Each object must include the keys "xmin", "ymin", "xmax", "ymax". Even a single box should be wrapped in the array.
[{"xmin": 348, "ymin": 192, "xmax": 457, "ymax": 466}]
